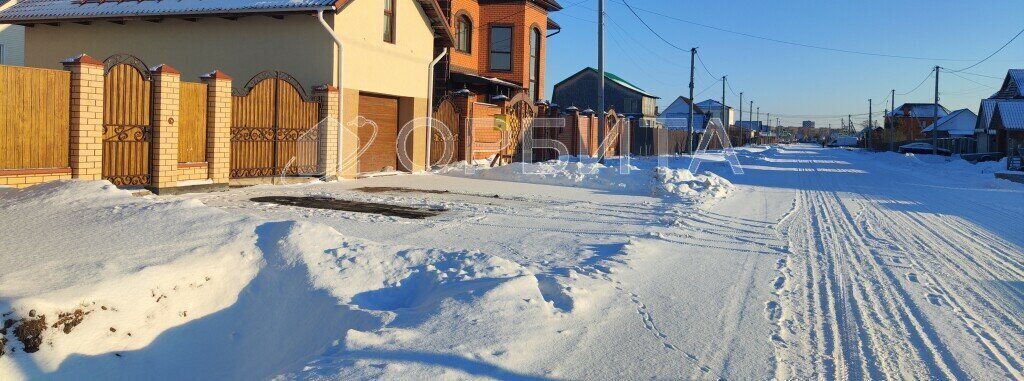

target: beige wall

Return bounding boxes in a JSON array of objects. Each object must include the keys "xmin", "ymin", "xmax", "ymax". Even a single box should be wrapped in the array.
[
  {"xmin": 332, "ymin": 0, "xmax": 436, "ymax": 99},
  {"xmin": 26, "ymin": 17, "xmax": 334, "ymax": 88}
]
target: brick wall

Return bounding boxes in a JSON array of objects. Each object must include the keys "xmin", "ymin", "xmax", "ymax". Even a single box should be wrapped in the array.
[
  {"xmin": 177, "ymin": 163, "xmax": 209, "ymax": 182},
  {"xmin": 0, "ymin": 169, "xmax": 72, "ymax": 188}
]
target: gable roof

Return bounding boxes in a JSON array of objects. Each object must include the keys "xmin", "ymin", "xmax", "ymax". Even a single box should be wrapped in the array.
[
  {"xmin": 994, "ymin": 101, "xmax": 1024, "ymax": 131},
  {"xmin": 887, "ymin": 103, "xmax": 950, "ymax": 118},
  {"xmin": 695, "ymin": 99, "xmax": 732, "ymax": 111},
  {"xmin": 991, "ymin": 69, "xmax": 1024, "ymax": 99},
  {"xmin": 660, "ymin": 96, "xmax": 705, "ymax": 115},
  {"xmin": 554, "ymin": 67, "xmax": 658, "ymax": 98},
  {"xmin": 0, "ymin": 0, "xmax": 455, "ymax": 46},
  {"xmin": 922, "ymin": 108, "xmax": 977, "ymax": 135}
]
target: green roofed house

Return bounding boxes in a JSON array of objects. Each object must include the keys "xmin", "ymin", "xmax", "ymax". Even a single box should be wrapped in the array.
[{"xmin": 551, "ymin": 67, "xmax": 660, "ymax": 127}]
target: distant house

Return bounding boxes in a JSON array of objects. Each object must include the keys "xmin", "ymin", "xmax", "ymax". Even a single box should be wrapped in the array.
[
  {"xmin": 989, "ymin": 101, "xmax": 1024, "ymax": 158},
  {"xmin": 658, "ymin": 96, "xmax": 707, "ymax": 131},
  {"xmin": 886, "ymin": 102, "xmax": 950, "ymax": 141},
  {"xmin": 694, "ymin": 99, "xmax": 734, "ymax": 126},
  {"xmin": 551, "ymin": 67, "xmax": 660, "ymax": 127},
  {"xmin": 975, "ymin": 69, "xmax": 1024, "ymax": 154},
  {"xmin": 0, "ymin": 0, "xmax": 23, "ymax": 65},
  {"xmin": 922, "ymin": 109, "xmax": 977, "ymax": 137}
]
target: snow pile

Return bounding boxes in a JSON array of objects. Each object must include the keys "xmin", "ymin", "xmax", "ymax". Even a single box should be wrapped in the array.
[
  {"xmin": 436, "ymin": 160, "xmax": 735, "ymax": 201},
  {"xmin": 858, "ymin": 151, "xmax": 1024, "ymax": 190},
  {"xmin": 654, "ymin": 167, "xmax": 735, "ymax": 200},
  {"xmin": 0, "ymin": 180, "xmax": 552, "ymax": 380}
]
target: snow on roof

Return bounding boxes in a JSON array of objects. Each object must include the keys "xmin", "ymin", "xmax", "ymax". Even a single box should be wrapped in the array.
[
  {"xmin": 695, "ymin": 99, "xmax": 732, "ymax": 110},
  {"xmin": 996, "ymin": 102, "xmax": 1024, "ymax": 130},
  {"xmin": 978, "ymin": 98, "xmax": 1024, "ymax": 130},
  {"xmin": 922, "ymin": 108, "xmax": 977, "ymax": 135},
  {"xmin": 0, "ymin": 0, "xmax": 339, "ymax": 22},
  {"xmin": 887, "ymin": 103, "xmax": 950, "ymax": 118}
]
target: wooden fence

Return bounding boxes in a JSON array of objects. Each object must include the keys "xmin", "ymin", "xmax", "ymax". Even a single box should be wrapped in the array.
[{"xmin": 0, "ymin": 65, "xmax": 70, "ymax": 170}]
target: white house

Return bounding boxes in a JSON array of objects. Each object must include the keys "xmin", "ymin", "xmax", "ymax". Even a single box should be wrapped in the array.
[
  {"xmin": 658, "ymin": 96, "xmax": 707, "ymax": 131},
  {"xmin": 922, "ymin": 108, "xmax": 977, "ymax": 137},
  {"xmin": 0, "ymin": 0, "xmax": 23, "ymax": 65},
  {"xmin": 694, "ymin": 99, "xmax": 734, "ymax": 126}
]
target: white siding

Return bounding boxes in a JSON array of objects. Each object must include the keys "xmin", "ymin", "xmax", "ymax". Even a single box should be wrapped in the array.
[{"xmin": 0, "ymin": 24, "xmax": 24, "ymax": 66}]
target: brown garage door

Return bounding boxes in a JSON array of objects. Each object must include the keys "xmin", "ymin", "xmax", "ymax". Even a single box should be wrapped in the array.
[{"xmin": 358, "ymin": 93, "xmax": 399, "ymax": 173}]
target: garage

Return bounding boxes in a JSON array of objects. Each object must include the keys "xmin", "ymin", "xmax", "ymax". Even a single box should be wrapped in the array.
[{"xmin": 358, "ymin": 93, "xmax": 400, "ymax": 174}]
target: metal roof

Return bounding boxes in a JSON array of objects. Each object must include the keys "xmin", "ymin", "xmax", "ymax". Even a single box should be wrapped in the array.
[
  {"xmin": 887, "ymin": 103, "xmax": 950, "ymax": 118},
  {"xmin": 0, "ymin": 0, "xmax": 341, "ymax": 22},
  {"xmin": 695, "ymin": 99, "xmax": 732, "ymax": 110},
  {"xmin": 995, "ymin": 102, "xmax": 1024, "ymax": 130},
  {"xmin": 922, "ymin": 108, "xmax": 977, "ymax": 135}
]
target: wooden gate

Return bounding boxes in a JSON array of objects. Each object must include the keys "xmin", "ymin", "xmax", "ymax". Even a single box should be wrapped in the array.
[
  {"xmin": 230, "ymin": 71, "xmax": 319, "ymax": 178},
  {"xmin": 178, "ymin": 82, "xmax": 208, "ymax": 163},
  {"xmin": 491, "ymin": 92, "xmax": 536, "ymax": 166},
  {"xmin": 431, "ymin": 96, "xmax": 461, "ymax": 165},
  {"xmin": 102, "ymin": 54, "xmax": 152, "ymax": 186}
]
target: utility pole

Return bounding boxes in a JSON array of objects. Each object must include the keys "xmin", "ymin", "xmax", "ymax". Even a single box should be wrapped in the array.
[
  {"xmin": 890, "ymin": 89, "xmax": 896, "ymax": 152},
  {"xmin": 597, "ymin": 0, "xmax": 605, "ymax": 162},
  {"xmin": 749, "ymin": 100, "xmax": 753, "ymax": 146},
  {"xmin": 848, "ymin": 114, "xmax": 853, "ymax": 135},
  {"xmin": 687, "ymin": 47, "xmax": 696, "ymax": 154},
  {"xmin": 933, "ymin": 65, "xmax": 940, "ymax": 155},
  {"xmin": 738, "ymin": 92, "xmax": 744, "ymax": 147},
  {"xmin": 756, "ymin": 107, "xmax": 760, "ymax": 145},
  {"xmin": 868, "ymin": 99, "xmax": 873, "ymax": 150},
  {"xmin": 721, "ymin": 75, "xmax": 727, "ymax": 130}
]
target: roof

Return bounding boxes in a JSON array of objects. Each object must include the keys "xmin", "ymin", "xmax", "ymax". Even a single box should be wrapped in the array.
[
  {"xmin": 994, "ymin": 102, "xmax": 1024, "ymax": 130},
  {"xmin": 695, "ymin": 99, "xmax": 732, "ymax": 110},
  {"xmin": 0, "ymin": 0, "xmax": 455, "ymax": 46},
  {"xmin": 922, "ymin": 108, "xmax": 977, "ymax": 135},
  {"xmin": 991, "ymin": 69, "xmax": 1024, "ymax": 99},
  {"xmin": 888, "ymin": 103, "xmax": 950, "ymax": 118},
  {"xmin": 450, "ymin": 71, "xmax": 522, "ymax": 89},
  {"xmin": 531, "ymin": 0, "xmax": 563, "ymax": 11},
  {"xmin": 658, "ymin": 112, "xmax": 707, "ymax": 132},
  {"xmin": 553, "ymin": 67, "xmax": 658, "ymax": 98},
  {"xmin": 978, "ymin": 98, "xmax": 1024, "ymax": 131},
  {"xmin": 660, "ymin": 96, "xmax": 705, "ymax": 115},
  {"xmin": 0, "ymin": 0, "xmax": 339, "ymax": 21}
]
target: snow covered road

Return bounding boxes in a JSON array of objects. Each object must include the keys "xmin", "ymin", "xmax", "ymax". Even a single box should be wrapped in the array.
[{"xmin": 2, "ymin": 145, "xmax": 1022, "ymax": 380}]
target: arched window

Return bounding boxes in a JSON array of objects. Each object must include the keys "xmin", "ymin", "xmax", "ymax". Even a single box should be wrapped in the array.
[
  {"xmin": 456, "ymin": 15, "xmax": 472, "ymax": 53},
  {"xmin": 529, "ymin": 28, "xmax": 542, "ymax": 101}
]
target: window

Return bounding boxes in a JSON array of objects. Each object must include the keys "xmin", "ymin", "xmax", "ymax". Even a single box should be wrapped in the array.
[
  {"xmin": 488, "ymin": 26, "xmax": 512, "ymax": 71},
  {"xmin": 383, "ymin": 0, "xmax": 396, "ymax": 43},
  {"xmin": 529, "ymin": 28, "xmax": 541, "ymax": 101},
  {"xmin": 456, "ymin": 16, "xmax": 472, "ymax": 53},
  {"xmin": 0, "ymin": 45, "xmax": 4, "ymax": 65}
]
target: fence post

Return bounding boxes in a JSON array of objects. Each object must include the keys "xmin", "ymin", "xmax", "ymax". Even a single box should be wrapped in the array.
[
  {"xmin": 148, "ymin": 64, "xmax": 181, "ymax": 193},
  {"xmin": 313, "ymin": 85, "xmax": 340, "ymax": 179},
  {"xmin": 201, "ymin": 70, "xmax": 232, "ymax": 185},
  {"xmin": 61, "ymin": 54, "xmax": 105, "ymax": 181}
]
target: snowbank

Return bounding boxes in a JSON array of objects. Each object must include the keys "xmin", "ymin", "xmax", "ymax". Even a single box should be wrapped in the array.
[
  {"xmin": 436, "ymin": 160, "xmax": 734, "ymax": 202},
  {"xmin": 0, "ymin": 180, "xmax": 558, "ymax": 380}
]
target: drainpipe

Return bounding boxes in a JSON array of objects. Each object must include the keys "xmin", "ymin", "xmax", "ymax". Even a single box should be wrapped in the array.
[
  {"xmin": 426, "ymin": 48, "xmax": 448, "ymax": 170},
  {"xmin": 317, "ymin": 9, "xmax": 344, "ymax": 175}
]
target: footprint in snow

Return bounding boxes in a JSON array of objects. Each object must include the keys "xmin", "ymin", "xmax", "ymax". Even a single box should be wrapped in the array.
[{"xmin": 906, "ymin": 273, "xmax": 919, "ymax": 283}]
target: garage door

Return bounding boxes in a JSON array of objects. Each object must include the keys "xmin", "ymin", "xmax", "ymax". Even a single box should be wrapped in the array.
[{"xmin": 358, "ymin": 93, "xmax": 399, "ymax": 173}]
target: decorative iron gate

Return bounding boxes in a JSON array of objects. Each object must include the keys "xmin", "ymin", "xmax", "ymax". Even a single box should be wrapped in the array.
[
  {"xmin": 230, "ymin": 71, "xmax": 320, "ymax": 178},
  {"xmin": 431, "ymin": 95, "xmax": 461, "ymax": 165},
  {"xmin": 102, "ymin": 54, "xmax": 153, "ymax": 186}
]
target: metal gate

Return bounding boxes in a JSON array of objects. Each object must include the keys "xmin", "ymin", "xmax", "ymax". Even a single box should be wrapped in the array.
[
  {"xmin": 230, "ymin": 71, "xmax": 320, "ymax": 178},
  {"xmin": 102, "ymin": 54, "xmax": 152, "ymax": 186},
  {"xmin": 431, "ymin": 95, "xmax": 461, "ymax": 165}
]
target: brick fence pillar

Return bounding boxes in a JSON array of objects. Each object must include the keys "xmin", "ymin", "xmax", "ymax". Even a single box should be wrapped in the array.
[
  {"xmin": 454, "ymin": 91, "xmax": 473, "ymax": 162},
  {"xmin": 62, "ymin": 54, "xmax": 105, "ymax": 181},
  {"xmin": 313, "ymin": 85, "xmax": 340, "ymax": 179},
  {"xmin": 148, "ymin": 64, "xmax": 180, "ymax": 192},
  {"xmin": 201, "ymin": 70, "xmax": 232, "ymax": 185}
]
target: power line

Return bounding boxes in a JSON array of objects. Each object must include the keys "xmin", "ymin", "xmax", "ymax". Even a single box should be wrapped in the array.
[
  {"xmin": 897, "ymin": 71, "xmax": 934, "ymax": 95},
  {"xmin": 607, "ymin": 0, "xmax": 978, "ymax": 62},
  {"xmin": 620, "ymin": 0, "xmax": 686, "ymax": 52},
  {"xmin": 948, "ymin": 26, "xmax": 1024, "ymax": 72}
]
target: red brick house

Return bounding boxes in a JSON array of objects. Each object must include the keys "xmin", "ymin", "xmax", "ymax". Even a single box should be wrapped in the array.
[{"xmin": 434, "ymin": 0, "xmax": 562, "ymax": 103}]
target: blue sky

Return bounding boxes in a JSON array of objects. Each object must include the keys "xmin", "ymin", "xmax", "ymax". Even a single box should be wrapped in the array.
[{"xmin": 544, "ymin": 0, "xmax": 1024, "ymax": 128}]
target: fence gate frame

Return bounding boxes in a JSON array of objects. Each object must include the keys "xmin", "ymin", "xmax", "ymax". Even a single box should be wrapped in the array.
[
  {"xmin": 102, "ymin": 54, "xmax": 153, "ymax": 186},
  {"xmin": 491, "ymin": 91, "xmax": 536, "ymax": 166},
  {"xmin": 230, "ymin": 70, "xmax": 320, "ymax": 178},
  {"xmin": 431, "ymin": 94, "xmax": 462, "ymax": 165}
]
